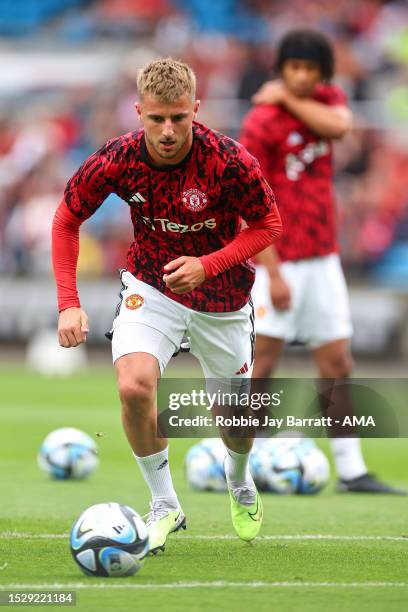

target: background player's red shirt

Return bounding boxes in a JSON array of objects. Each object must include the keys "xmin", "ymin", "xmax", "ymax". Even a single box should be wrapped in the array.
[
  {"xmin": 240, "ymin": 83, "xmax": 347, "ymax": 262},
  {"xmin": 64, "ymin": 121, "xmax": 277, "ymax": 312}
]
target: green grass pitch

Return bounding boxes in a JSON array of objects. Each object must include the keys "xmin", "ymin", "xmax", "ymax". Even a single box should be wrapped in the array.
[{"xmin": 0, "ymin": 366, "xmax": 407, "ymax": 612}]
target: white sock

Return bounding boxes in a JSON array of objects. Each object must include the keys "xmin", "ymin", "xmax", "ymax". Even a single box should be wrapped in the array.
[
  {"xmin": 330, "ymin": 437, "xmax": 367, "ymax": 481},
  {"xmin": 224, "ymin": 446, "xmax": 256, "ymax": 504},
  {"xmin": 134, "ymin": 446, "xmax": 179, "ymax": 509}
]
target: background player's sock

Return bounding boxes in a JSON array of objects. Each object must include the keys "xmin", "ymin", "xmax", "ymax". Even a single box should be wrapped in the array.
[
  {"xmin": 224, "ymin": 446, "xmax": 256, "ymax": 505},
  {"xmin": 134, "ymin": 446, "xmax": 179, "ymax": 509},
  {"xmin": 330, "ymin": 437, "xmax": 367, "ymax": 481}
]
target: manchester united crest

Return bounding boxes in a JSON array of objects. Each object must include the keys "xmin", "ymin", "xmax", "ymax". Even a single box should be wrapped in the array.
[
  {"xmin": 124, "ymin": 294, "xmax": 144, "ymax": 310},
  {"xmin": 182, "ymin": 188, "xmax": 208, "ymax": 212}
]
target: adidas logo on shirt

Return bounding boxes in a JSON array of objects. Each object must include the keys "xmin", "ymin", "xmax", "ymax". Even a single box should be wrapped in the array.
[{"xmin": 129, "ymin": 192, "xmax": 146, "ymax": 204}]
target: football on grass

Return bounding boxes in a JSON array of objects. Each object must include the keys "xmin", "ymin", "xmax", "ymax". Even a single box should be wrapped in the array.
[
  {"xmin": 250, "ymin": 437, "xmax": 330, "ymax": 494},
  {"xmin": 70, "ymin": 502, "xmax": 149, "ymax": 577},
  {"xmin": 38, "ymin": 427, "xmax": 98, "ymax": 480}
]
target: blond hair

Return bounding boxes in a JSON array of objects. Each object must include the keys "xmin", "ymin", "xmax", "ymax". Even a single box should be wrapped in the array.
[{"xmin": 137, "ymin": 57, "xmax": 196, "ymax": 103}]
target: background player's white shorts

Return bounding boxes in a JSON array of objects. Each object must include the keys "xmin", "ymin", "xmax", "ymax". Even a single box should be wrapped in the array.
[
  {"xmin": 111, "ymin": 271, "xmax": 255, "ymax": 382},
  {"xmin": 252, "ymin": 254, "xmax": 353, "ymax": 348}
]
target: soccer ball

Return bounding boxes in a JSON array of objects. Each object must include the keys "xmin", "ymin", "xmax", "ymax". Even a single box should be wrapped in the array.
[
  {"xmin": 38, "ymin": 427, "xmax": 98, "ymax": 480},
  {"xmin": 70, "ymin": 502, "xmax": 149, "ymax": 577},
  {"xmin": 185, "ymin": 438, "xmax": 227, "ymax": 491},
  {"xmin": 250, "ymin": 437, "xmax": 330, "ymax": 494},
  {"xmin": 26, "ymin": 329, "xmax": 87, "ymax": 376}
]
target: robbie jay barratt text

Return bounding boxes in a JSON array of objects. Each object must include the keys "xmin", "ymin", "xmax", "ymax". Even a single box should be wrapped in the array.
[{"xmin": 166, "ymin": 415, "xmax": 376, "ymax": 428}]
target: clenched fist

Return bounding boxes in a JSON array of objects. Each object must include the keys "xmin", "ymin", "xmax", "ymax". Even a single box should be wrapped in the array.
[
  {"xmin": 163, "ymin": 256, "xmax": 206, "ymax": 294},
  {"xmin": 58, "ymin": 307, "xmax": 89, "ymax": 348}
]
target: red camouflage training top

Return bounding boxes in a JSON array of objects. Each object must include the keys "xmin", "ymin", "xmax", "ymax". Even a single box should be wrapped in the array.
[
  {"xmin": 64, "ymin": 121, "xmax": 277, "ymax": 312},
  {"xmin": 240, "ymin": 84, "xmax": 347, "ymax": 262}
]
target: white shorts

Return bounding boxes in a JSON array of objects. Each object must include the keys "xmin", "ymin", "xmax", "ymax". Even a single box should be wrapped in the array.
[
  {"xmin": 252, "ymin": 254, "xmax": 353, "ymax": 348},
  {"xmin": 110, "ymin": 271, "xmax": 255, "ymax": 380}
]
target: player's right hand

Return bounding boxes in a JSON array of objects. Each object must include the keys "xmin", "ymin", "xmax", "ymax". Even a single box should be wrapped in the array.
[
  {"xmin": 58, "ymin": 307, "xmax": 89, "ymax": 348},
  {"xmin": 269, "ymin": 275, "xmax": 291, "ymax": 311},
  {"xmin": 252, "ymin": 80, "xmax": 285, "ymax": 105}
]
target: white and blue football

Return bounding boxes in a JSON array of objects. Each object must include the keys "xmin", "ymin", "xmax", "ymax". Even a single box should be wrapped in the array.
[
  {"xmin": 38, "ymin": 427, "xmax": 98, "ymax": 480},
  {"xmin": 185, "ymin": 438, "xmax": 227, "ymax": 492},
  {"xmin": 250, "ymin": 437, "xmax": 330, "ymax": 494},
  {"xmin": 70, "ymin": 502, "xmax": 149, "ymax": 577}
]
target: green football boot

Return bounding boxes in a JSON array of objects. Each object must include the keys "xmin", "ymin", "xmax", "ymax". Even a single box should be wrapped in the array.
[
  {"xmin": 145, "ymin": 501, "xmax": 186, "ymax": 555},
  {"xmin": 228, "ymin": 485, "xmax": 263, "ymax": 542}
]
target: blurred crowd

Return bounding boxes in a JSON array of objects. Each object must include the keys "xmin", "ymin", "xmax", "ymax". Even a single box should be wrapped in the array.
[{"xmin": 0, "ymin": 0, "xmax": 407, "ymax": 284}]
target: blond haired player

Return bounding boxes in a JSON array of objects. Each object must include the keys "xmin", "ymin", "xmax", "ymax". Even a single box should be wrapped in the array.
[{"xmin": 52, "ymin": 58, "xmax": 282, "ymax": 553}]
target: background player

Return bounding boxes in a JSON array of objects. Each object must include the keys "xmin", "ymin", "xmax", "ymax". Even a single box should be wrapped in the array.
[
  {"xmin": 240, "ymin": 29, "xmax": 405, "ymax": 495},
  {"xmin": 52, "ymin": 58, "xmax": 282, "ymax": 553}
]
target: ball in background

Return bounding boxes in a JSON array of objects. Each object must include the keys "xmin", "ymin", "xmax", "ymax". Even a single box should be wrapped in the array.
[
  {"xmin": 250, "ymin": 437, "xmax": 330, "ymax": 494},
  {"xmin": 185, "ymin": 438, "xmax": 227, "ymax": 492},
  {"xmin": 70, "ymin": 502, "xmax": 149, "ymax": 577},
  {"xmin": 38, "ymin": 427, "xmax": 99, "ymax": 480},
  {"xmin": 26, "ymin": 329, "xmax": 88, "ymax": 376}
]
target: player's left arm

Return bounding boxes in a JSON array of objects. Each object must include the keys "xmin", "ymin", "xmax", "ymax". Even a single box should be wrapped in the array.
[
  {"xmin": 163, "ymin": 153, "xmax": 282, "ymax": 294},
  {"xmin": 281, "ymin": 94, "xmax": 352, "ymax": 139},
  {"xmin": 253, "ymin": 80, "xmax": 352, "ymax": 139},
  {"xmin": 163, "ymin": 210, "xmax": 281, "ymax": 294}
]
